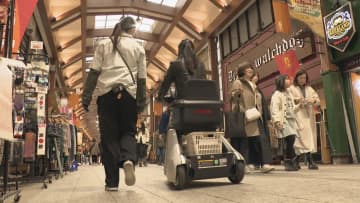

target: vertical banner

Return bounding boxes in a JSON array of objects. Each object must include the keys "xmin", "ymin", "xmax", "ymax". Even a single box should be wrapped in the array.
[
  {"xmin": 272, "ymin": 0, "xmax": 292, "ymax": 34},
  {"xmin": 37, "ymin": 93, "xmax": 46, "ymax": 155},
  {"xmin": 77, "ymin": 132, "xmax": 83, "ymax": 145},
  {"xmin": 274, "ymin": 49, "xmax": 300, "ymax": 79},
  {"xmin": 287, "ymin": 0, "xmax": 324, "ymax": 38},
  {"xmin": 0, "ymin": 59, "xmax": 13, "ymax": 140},
  {"xmin": 36, "ymin": 126, "xmax": 46, "ymax": 155},
  {"xmin": 12, "ymin": 0, "xmax": 39, "ymax": 52}
]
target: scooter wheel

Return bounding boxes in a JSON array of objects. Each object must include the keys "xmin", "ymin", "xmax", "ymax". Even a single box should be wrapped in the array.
[
  {"xmin": 228, "ymin": 161, "xmax": 245, "ymax": 184},
  {"xmin": 174, "ymin": 166, "xmax": 187, "ymax": 190}
]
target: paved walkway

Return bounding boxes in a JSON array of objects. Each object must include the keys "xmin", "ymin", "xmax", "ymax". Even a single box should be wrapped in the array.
[{"xmin": 9, "ymin": 164, "xmax": 360, "ymax": 203}]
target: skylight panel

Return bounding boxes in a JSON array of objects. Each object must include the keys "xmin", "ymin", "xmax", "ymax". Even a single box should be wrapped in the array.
[
  {"xmin": 147, "ymin": 0, "xmax": 162, "ymax": 4},
  {"xmin": 162, "ymin": 0, "xmax": 177, "ymax": 7},
  {"xmin": 138, "ymin": 24, "xmax": 152, "ymax": 32},
  {"xmin": 95, "ymin": 15, "xmax": 107, "ymax": 29}
]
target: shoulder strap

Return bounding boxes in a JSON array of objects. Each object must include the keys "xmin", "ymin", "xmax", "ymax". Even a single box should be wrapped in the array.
[{"xmin": 109, "ymin": 37, "xmax": 136, "ymax": 84}]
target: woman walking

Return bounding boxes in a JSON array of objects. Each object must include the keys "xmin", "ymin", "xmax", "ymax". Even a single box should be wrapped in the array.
[
  {"xmin": 289, "ymin": 69, "xmax": 320, "ymax": 170},
  {"xmin": 82, "ymin": 16, "xmax": 147, "ymax": 191}
]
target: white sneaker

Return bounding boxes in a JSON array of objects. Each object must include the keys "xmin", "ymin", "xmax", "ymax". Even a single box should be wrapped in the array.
[
  {"xmin": 123, "ymin": 160, "xmax": 136, "ymax": 186},
  {"xmin": 245, "ymin": 166, "xmax": 251, "ymax": 174},
  {"xmin": 105, "ymin": 186, "xmax": 118, "ymax": 192},
  {"xmin": 247, "ymin": 164, "xmax": 256, "ymax": 171},
  {"xmin": 260, "ymin": 164, "xmax": 275, "ymax": 173}
]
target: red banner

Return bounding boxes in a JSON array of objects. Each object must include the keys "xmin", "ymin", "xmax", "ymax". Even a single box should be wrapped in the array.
[
  {"xmin": 275, "ymin": 49, "xmax": 300, "ymax": 79},
  {"xmin": 13, "ymin": 0, "xmax": 38, "ymax": 52}
]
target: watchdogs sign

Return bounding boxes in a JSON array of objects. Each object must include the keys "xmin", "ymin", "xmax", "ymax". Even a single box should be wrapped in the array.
[{"xmin": 324, "ymin": 2, "xmax": 356, "ymax": 52}]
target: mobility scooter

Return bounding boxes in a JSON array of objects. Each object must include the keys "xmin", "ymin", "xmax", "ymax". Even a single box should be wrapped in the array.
[{"xmin": 164, "ymin": 80, "xmax": 245, "ymax": 190}]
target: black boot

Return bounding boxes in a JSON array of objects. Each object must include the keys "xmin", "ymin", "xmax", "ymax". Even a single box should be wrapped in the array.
[
  {"xmin": 284, "ymin": 159, "xmax": 298, "ymax": 171},
  {"xmin": 294, "ymin": 156, "xmax": 301, "ymax": 170},
  {"xmin": 306, "ymin": 153, "xmax": 318, "ymax": 170}
]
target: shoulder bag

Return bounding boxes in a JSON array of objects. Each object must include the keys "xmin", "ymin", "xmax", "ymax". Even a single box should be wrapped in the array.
[
  {"xmin": 225, "ymin": 97, "xmax": 246, "ymax": 138},
  {"xmin": 245, "ymin": 89, "xmax": 262, "ymax": 122}
]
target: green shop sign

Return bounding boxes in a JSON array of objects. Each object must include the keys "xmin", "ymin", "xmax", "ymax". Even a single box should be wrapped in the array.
[
  {"xmin": 323, "ymin": 1, "xmax": 360, "ymax": 64},
  {"xmin": 324, "ymin": 2, "xmax": 356, "ymax": 52}
]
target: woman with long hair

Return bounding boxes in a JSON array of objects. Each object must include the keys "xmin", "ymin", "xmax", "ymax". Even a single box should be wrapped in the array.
[
  {"xmin": 157, "ymin": 39, "xmax": 206, "ymax": 100},
  {"xmin": 82, "ymin": 16, "xmax": 147, "ymax": 191},
  {"xmin": 289, "ymin": 69, "xmax": 320, "ymax": 170}
]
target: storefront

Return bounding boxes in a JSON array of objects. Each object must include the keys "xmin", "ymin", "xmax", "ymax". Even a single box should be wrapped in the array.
[
  {"xmin": 215, "ymin": 0, "xmax": 331, "ymax": 162},
  {"xmin": 322, "ymin": 1, "xmax": 360, "ymax": 163}
]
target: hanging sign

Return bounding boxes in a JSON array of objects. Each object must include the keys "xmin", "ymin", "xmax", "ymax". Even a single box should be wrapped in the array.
[
  {"xmin": 30, "ymin": 41, "xmax": 43, "ymax": 50},
  {"xmin": 37, "ymin": 92, "xmax": 46, "ymax": 155},
  {"xmin": 323, "ymin": 2, "xmax": 356, "ymax": 52},
  {"xmin": 77, "ymin": 132, "xmax": 83, "ymax": 145},
  {"xmin": 36, "ymin": 125, "xmax": 46, "ymax": 155}
]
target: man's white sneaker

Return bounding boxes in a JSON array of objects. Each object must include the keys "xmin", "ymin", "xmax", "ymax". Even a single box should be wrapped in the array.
[
  {"xmin": 105, "ymin": 186, "xmax": 118, "ymax": 192},
  {"xmin": 123, "ymin": 160, "xmax": 136, "ymax": 186}
]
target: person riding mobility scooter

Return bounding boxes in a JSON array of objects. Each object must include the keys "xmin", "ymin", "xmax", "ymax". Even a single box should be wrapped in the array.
[{"xmin": 163, "ymin": 80, "xmax": 246, "ymax": 190}]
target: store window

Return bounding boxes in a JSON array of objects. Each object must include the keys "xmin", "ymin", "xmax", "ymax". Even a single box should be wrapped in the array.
[
  {"xmin": 230, "ymin": 21, "xmax": 239, "ymax": 51},
  {"xmin": 221, "ymin": 30, "xmax": 231, "ymax": 57},
  {"xmin": 238, "ymin": 14, "xmax": 249, "ymax": 44},
  {"xmin": 259, "ymin": 0, "xmax": 273, "ymax": 29},
  {"xmin": 218, "ymin": 0, "xmax": 274, "ymax": 59},
  {"xmin": 248, "ymin": 3, "xmax": 260, "ymax": 37}
]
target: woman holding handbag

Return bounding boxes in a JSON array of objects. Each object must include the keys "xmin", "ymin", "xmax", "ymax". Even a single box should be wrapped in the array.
[{"xmin": 230, "ymin": 62, "xmax": 274, "ymax": 173}]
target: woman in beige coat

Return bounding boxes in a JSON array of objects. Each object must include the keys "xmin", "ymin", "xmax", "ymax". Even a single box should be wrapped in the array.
[
  {"xmin": 289, "ymin": 69, "xmax": 320, "ymax": 170},
  {"xmin": 230, "ymin": 62, "xmax": 274, "ymax": 173}
]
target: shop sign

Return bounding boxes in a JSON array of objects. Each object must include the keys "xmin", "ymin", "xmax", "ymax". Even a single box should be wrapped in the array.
[
  {"xmin": 30, "ymin": 41, "xmax": 43, "ymax": 50},
  {"xmin": 324, "ymin": 2, "xmax": 356, "ymax": 52},
  {"xmin": 254, "ymin": 37, "xmax": 304, "ymax": 68}
]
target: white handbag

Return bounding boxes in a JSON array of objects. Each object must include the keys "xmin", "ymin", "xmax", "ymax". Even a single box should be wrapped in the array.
[
  {"xmin": 245, "ymin": 90, "xmax": 262, "ymax": 122},
  {"xmin": 245, "ymin": 107, "xmax": 261, "ymax": 122}
]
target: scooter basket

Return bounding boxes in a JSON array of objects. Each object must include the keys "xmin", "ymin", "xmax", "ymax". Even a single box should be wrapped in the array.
[{"xmin": 184, "ymin": 132, "xmax": 223, "ymax": 156}]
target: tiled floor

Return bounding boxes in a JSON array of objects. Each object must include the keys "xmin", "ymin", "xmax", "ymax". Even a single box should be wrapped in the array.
[{"xmin": 7, "ymin": 164, "xmax": 360, "ymax": 203}]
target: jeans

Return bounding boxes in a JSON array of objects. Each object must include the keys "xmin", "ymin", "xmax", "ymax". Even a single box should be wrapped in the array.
[{"xmin": 157, "ymin": 147, "xmax": 165, "ymax": 164}]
